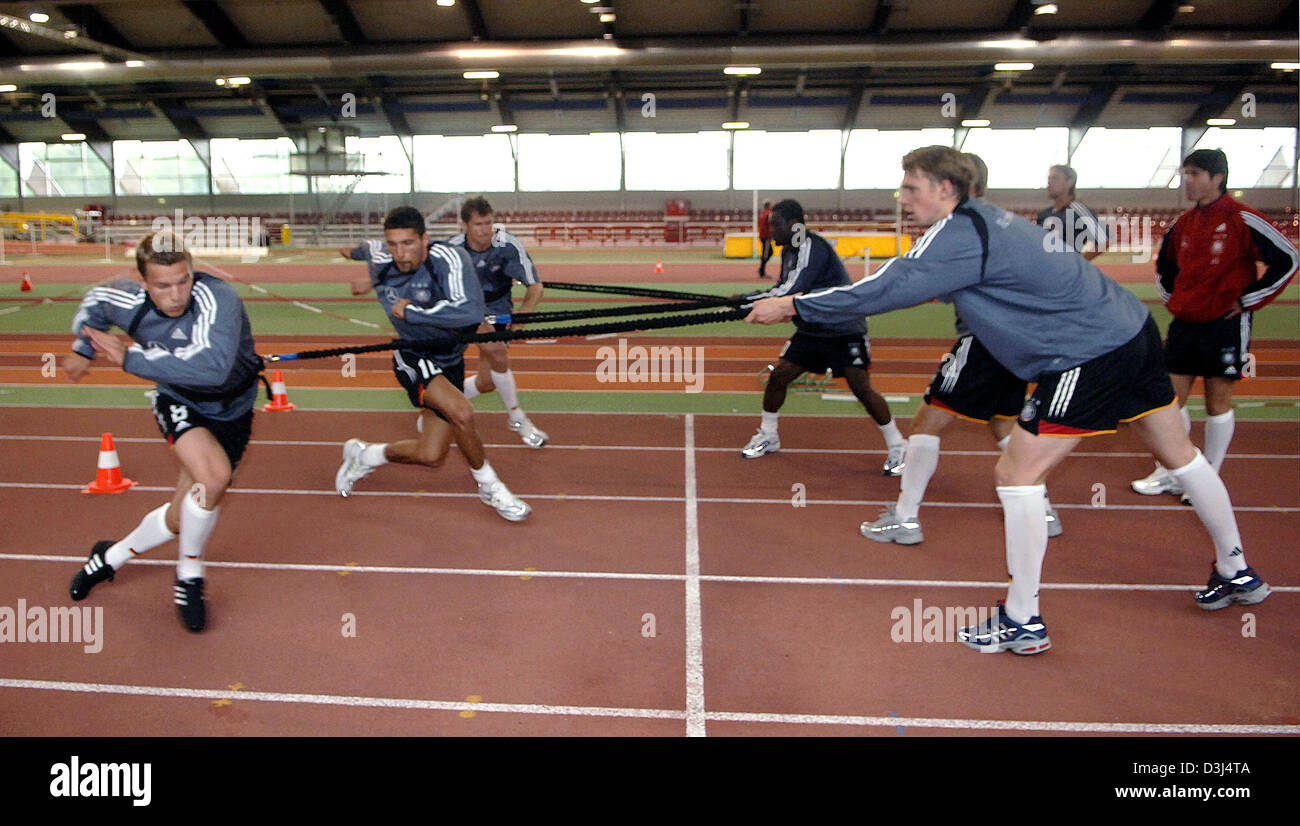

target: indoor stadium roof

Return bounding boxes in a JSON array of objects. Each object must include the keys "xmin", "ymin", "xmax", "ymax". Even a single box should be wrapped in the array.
[{"xmin": 0, "ymin": 0, "xmax": 1296, "ymax": 142}]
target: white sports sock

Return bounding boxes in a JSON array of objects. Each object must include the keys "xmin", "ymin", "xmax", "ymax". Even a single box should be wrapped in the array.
[
  {"xmin": 178, "ymin": 493, "xmax": 219, "ymax": 582},
  {"xmin": 470, "ymin": 460, "xmax": 500, "ymax": 487},
  {"xmin": 996, "ymin": 434, "xmax": 1011, "ymax": 451},
  {"xmin": 105, "ymin": 503, "xmax": 176, "ymax": 569},
  {"xmin": 1203, "ymin": 410, "xmax": 1235, "ymax": 472},
  {"xmin": 491, "ymin": 370, "xmax": 522, "ymax": 415},
  {"xmin": 896, "ymin": 434, "xmax": 940, "ymax": 521},
  {"xmin": 462, "ymin": 375, "xmax": 481, "ymax": 401},
  {"xmin": 877, "ymin": 417, "xmax": 905, "ymax": 448},
  {"xmin": 760, "ymin": 410, "xmax": 779, "ymax": 435},
  {"xmin": 997, "ymin": 484, "xmax": 1049, "ymax": 624},
  {"xmin": 361, "ymin": 443, "xmax": 389, "ymax": 467},
  {"xmin": 1168, "ymin": 450, "xmax": 1247, "ymax": 578}
]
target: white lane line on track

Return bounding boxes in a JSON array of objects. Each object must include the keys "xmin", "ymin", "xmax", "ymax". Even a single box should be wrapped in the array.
[
  {"xmin": 1, "ymin": 482, "xmax": 1297, "ymax": 512},
  {"xmin": 4, "ymin": 554, "xmax": 1297, "ymax": 593},
  {"xmin": 0, "ymin": 678, "xmax": 1294, "ymax": 735},
  {"xmin": 683, "ymin": 413, "xmax": 706, "ymax": 737}
]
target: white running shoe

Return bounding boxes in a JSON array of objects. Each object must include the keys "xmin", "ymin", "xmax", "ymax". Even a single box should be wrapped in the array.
[
  {"xmin": 479, "ymin": 480, "xmax": 531, "ymax": 522},
  {"xmin": 860, "ymin": 506, "xmax": 924, "ymax": 545},
  {"xmin": 882, "ymin": 443, "xmax": 906, "ymax": 476},
  {"xmin": 335, "ymin": 438, "xmax": 374, "ymax": 497},
  {"xmin": 509, "ymin": 417, "xmax": 549, "ymax": 448},
  {"xmin": 741, "ymin": 430, "xmax": 780, "ymax": 459},
  {"xmin": 1131, "ymin": 467, "xmax": 1183, "ymax": 496}
]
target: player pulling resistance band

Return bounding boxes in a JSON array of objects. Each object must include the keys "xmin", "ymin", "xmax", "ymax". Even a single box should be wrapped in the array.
[
  {"xmin": 334, "ymin": 206, "xmax": 530, "ymax": 522},
  {"xmin": 748, "ymin": 146, "xmax": 1270, "ymax": 655},
  {"xmin": 739, "ymin": 198, "xmax": 907, "ymax": 474},
  {"xmin": 64, "ymin": 229, "xmax": 263, "ymax": 632},
  {"xmin": 863, "ymin": 153, "xmax": 1062, "ymax": 545},
  {"xmin": 447, "ymin": 196, "xmax": 548, "ymax": 447}
]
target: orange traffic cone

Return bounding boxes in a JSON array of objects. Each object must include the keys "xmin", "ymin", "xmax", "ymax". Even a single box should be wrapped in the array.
[
  {"xmin": 83, "ymin": 432, "xmax": 136, "ymax": 494},
  {"xmin": 263, "ymin": 369, "xmax": 296, "ymax": 411},
  {"xmin": 20, "ymin": 271, "xmax": 32, "ymax": 292},
  {"xmin": 654, "ymin": 260, "xmax": 663, "ymax": 274}
]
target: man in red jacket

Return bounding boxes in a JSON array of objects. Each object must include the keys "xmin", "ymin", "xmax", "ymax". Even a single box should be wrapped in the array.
[{"xmin": 1132, "ymin": 148, "xmax": 1298, "ymax": 500}]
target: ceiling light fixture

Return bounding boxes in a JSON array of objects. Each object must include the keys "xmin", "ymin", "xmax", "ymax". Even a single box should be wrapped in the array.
[
  {"xmin": 961, "ymin": 118, "xmax": 991, "ymax": 127},
  {"xmin": 993, "ymin": 62, "xmax": 1034, "ymax": 71},
  {"xmin": 491, "ymin": 124, "xmax": 518, "ymax": 133},
  {"xmin": 464, "ymin": 70, "xmax": 500, "ymax": 79},
  {"xmin": 723, "ymin": 67, "xmax": 762, "ymax": 76},
  {"xmin": 722, "ymin": 121, "xmax": 750, "ymax": 130}
]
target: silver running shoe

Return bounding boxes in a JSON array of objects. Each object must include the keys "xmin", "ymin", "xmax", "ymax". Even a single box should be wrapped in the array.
[
  {"xmin": 509, "ymin": 417, "xmax": 549, "ymax": 448},
  {"xmin": 335, "ymin": 438, "xmax": 374, "ymax": 497},
  {"xmin": 1131, "ymin": 467, "xmax": 1183, "ymax": 496},
  {"xmin": 1045, "ymin": 506, "xmax": 1063, "ymax": 538},
  {"xmin": 741, "ymin": 430, "xmax": 780, "ymax": 459},
  {"xmin": 479, "ymin": 480, "xmax": 531, "ymax": 522},
  {"xmin": 860, "ymin": 506, "xmax": 924, "ymax": 545},
  {"xmin": 882, "ymin": 443, "xmax": 906, "ymax": 476}
]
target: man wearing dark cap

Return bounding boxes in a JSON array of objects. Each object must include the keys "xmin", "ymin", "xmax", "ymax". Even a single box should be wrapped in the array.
[{"xmin": 1131, "ymin": 148, "xmax": 1298, "ymax": 501}]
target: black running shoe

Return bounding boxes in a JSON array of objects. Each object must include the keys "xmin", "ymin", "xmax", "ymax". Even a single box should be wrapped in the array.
[
  {"xmin": 1196, "ymin": 566, "xmax": 1270, "ymax": 611},
  {"xmin": 69, "ymin": 541, "xmax": 115, "ymax": 601},
  {"xmin": 174, "ymin": 578, "xmax": 206, "ymax": 632}
]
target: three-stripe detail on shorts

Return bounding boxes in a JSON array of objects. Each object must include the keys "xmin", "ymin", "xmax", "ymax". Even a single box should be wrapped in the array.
[{"xmin": 1048, "ymin": 367, "xmax": 1081, "ymax": 419}]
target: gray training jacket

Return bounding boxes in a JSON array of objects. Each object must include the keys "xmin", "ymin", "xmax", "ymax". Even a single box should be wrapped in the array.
[
  {"xmin": 794, "ymin": 197, "xmax": 1149, "ymax": 381},
  {"xmin": 71, "ymin": 272, "xmax": 261, "ymax": 420},
  {"xmin": 348, "ymin": 239, "xmax": 486, "ymax": 369}
]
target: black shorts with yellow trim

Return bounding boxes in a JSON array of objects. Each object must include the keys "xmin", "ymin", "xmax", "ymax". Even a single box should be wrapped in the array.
[
  {"xmin": 924, "ymin": 335, "xmax": 1027, "ymax": 423},
  {"xmin": 392, "ymin": 348, "xmax": 466, "ymax": 419},
  {"xmin": 1017, "ymin": 315, "xmax": 1176, "ymax": 437},
  {"xmin": 779, "ymin": 331, "xmax": 870, "ymax": 377},
  {"xmin": 1165, "ymin": 312, "xmax": 1252, "ymax": 381},
  {"xmin": 151, "ymin": 390, "xmax": 254, "ymax": 470}
]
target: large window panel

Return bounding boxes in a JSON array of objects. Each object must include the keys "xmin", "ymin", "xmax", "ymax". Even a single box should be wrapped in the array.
[
  {"xmin": 624, "ymin": 131, "xmax": 729, "ymax": 190},
  {"xmin": 733, "ymin": 130, "xmax": 842, "ymax": 189},
  {"xmin": 0, "ymin": 157, "xmax": 17, "ymax": 199},
  {"xmin": 19, "ymin": 142, "xmax": 112, "ymax": 197},
  {"xmin": 114, "ymin": 139, "xmax": 208, "ymax": 195},
  {"xmin": 844, "ymin": 128, "xmax": 956, "ymax": 188},
  {"xmin": 960, "ymin": 128, "xmax": 1068, "ymax": 188},
  {"xmin": 518, "ymin": 133, "xmax": 621, "ymax": 191},
  {"xmin": 1190, "ymin": 128, "xmax": 1296, "ymax": 188},
  {"xmin": 413, "ymin": 135, "xmax": 516, "ymax": 192},
  {"xmin": 210, "ymin": 138, "xmax": 307, "ymax": 194},
  {"xmin": 338, "ymin": 136, "xmax": 411, "ymax": 194},
  {"xmin": 1071, "ymin": 128, "xmax": 1183, "ymax": 188}
]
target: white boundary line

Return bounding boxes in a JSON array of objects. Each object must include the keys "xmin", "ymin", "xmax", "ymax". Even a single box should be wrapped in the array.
[
  {"xmin": 4, "ymin": 554, "xmax": 1296, "ymax": 593},
  {"xmin": 0, "ymin": 678, "xmax": 1294, "ymax": 735},
  {"xmin": 3, "ymin": 434, "xmax": 1298, "ymax": 461},
  {"xmin": 2, "ymin": 481, "xmax": 1297, "ymax": 512},
  {"xmin": 683, "ymin": 413, "xmax": 706, "ymax": 736}
]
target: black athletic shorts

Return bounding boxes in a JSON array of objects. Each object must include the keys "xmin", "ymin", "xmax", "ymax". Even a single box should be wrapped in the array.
[
  {"xmin": 779, "ymin": 331, "xmax": 870, "ymax": 377},
  {"xmin": 924, "ymin": 335, "xmax": 1026, "ymax": 423},
  {"xmin": 1165, "ymin": 312, "xmax": 1252, "ymax": 381},
  {"xmin": 392, "ymin": 348, "xmax": 466, "ymax": 416},
  {"xmin": 151, "ymin": 390, "xmax": 254, "ymax": 470},
  {"xmin": 1017, "ymin": 314, "xmax": 1177, "ymax": 437}
]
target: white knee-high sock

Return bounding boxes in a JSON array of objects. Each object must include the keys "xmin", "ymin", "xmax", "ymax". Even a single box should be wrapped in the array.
[
  {"xmin": 1168, "ymin": 450, "xmax": 1247, "ymax": 577},
  {"xmin": 1203, "ymin": 410, "xmax": 1235, "ymax": 472},
  {"xmin": 896, "ymin": 434, "xmax": 940, "ymax": 521},
  {"xmin": 491, "ymin": 370, "xmax": 522, "ymax": 417},
  {"xmin": 105, "ymin": 503, "xmax": 176, "ymax": 569},
  {"xmin": 997, "ymin": 435, "xmax": 1052, "ymax": 510},
  {"xmin": 878, "ymin": 417, "xmax": 905, "ymax": 449},
  {"xmin": 178, "ymin": 493, "xmax": 220, "ymax": 582},
  {"xmin": 997, "ymin": 485, "xmax": 1049, "ymax": 623},
  {"xmin": 462, "ymin": 375, "xmax": 481, "ymax": 401}
]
